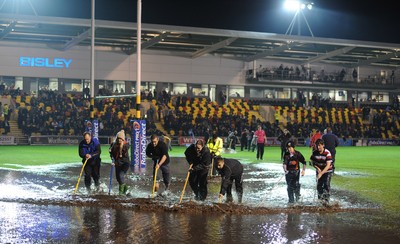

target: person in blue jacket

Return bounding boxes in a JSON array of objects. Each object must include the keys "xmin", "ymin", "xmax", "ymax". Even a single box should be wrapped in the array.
[{"xmin": 79, "ymin": 132, "xmax": 102, "ymax": 193}]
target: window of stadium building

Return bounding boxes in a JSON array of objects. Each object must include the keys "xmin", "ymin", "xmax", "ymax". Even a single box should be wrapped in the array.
[
  {"xmin": 64, "ymin": 79, "xmax": 83, "ymax": 92},
  {"xmin": 229, "ymin": 86, "xmax": 244, "ymax": 98},
  {"xmin": 172, "ymin": 83, "xmax": 187, "ymax": 95}
]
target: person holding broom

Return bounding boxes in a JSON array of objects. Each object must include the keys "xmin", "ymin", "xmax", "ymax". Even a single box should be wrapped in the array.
[
  {"xmin": 146, "ymin": 134, "xmax": 171, "ymax": 193},
  {"xmin": 78, "ymin": 132, "xmax": 102, "ymax": 193},
  {"xmin": 282, "ymin": 141, "xmax": 306, "ymax": 204},
  {"xmin": 109, "ymin": 130, "xmax": 130, "ymax": 195},
  {"xmin": 216, "ymin": 156, "xmax": 243, "ymax": 204},
  {"xmin": 184, "ymin": 139, "xmax": 212, "ymax": 201}
]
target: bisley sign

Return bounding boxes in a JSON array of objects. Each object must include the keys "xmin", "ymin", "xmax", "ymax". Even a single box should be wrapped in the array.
[{"xmin": 19, "ymin": 56, "xmax": 72, "ymax": 68}]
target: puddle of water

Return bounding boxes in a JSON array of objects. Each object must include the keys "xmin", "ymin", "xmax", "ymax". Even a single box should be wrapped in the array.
[{"xmin": 0, "ymin": 158, "xmax": 399, "ymax": 243}]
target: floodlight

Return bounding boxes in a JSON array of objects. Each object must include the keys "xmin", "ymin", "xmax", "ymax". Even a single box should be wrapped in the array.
[
  {"xmin": 284, "ymin": 0, "xmax": 301, "ymax": 12},
  {"xmin": 284, "ymin": 1, "xmax": 315, "ymax": 37}
]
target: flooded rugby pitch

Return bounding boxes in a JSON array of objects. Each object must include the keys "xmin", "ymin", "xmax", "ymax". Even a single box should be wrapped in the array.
[{"xmin": 0, "ymin": 157, "xmax": 399, "ymax": 243}]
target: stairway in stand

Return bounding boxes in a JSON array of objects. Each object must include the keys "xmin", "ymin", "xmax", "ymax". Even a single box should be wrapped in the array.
[{"xmin": 8, "ymin": 120, "xmax": 29, "ymax": 145}]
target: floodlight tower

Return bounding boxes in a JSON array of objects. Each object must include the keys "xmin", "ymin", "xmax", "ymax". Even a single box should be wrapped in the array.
[{"xmin": 284, "ymin": 0, "xmax": 314, "ymax": 37}]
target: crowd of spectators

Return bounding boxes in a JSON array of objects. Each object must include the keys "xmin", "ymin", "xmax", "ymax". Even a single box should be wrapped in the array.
[
  {"xmin": 1, "ymin": 90, "xmax": 399, "ymax": 144},
  {"xmin": 247, "ymin": 64, "xmax": 397, "ymax": 85},
  {"xmin": 159, "ymin": 95, "xmax": 399, "ymax": 142}
]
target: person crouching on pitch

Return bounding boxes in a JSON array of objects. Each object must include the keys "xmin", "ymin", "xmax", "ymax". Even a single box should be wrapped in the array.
[
  {"xmin": 283, "ymin": 141, "xmax": 306, "ymax": 204},
  {"xmin": 184, "ymin": 139, "xmax": 212, "ymax": 201},
  {"xmin": 78, "ymin": 132, "xmax": 102, "ymax": 193},
  {"xmin": 109, "ymin": 130, "xmax": 130, "ymax": 195},
  {"xmin": 146, "ymin": 134, "xmax": 171, "ymax": 193},
  {"xmin": 216, "ymin": 156, "xmax": 243, "ymax": 203}
]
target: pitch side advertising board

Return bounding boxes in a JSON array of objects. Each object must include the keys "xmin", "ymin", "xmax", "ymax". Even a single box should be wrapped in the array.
[{"xmin": 131, "ymin": 120, "xmax": 147, "ymax": 170}]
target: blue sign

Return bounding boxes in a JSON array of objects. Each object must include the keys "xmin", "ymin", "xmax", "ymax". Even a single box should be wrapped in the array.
[
  {"xmin": 19, "ymin": 56, "xmax": 72, "ymax": 68},
  {"xmin": 131, "ymin": 120, "xmax": 147, "ymax": 170}
]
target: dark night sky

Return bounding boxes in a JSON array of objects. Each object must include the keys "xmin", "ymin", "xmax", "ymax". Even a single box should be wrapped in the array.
[{"xmin": 2, "ymin": 0, "xmax": 399, "ymax": 44}]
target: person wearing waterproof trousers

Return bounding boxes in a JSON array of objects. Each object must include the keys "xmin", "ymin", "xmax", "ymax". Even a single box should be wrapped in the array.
[
  {"xmin": 184, "ymin": 139, "xmax": 212, "ymax": 201},
  {"xmin": 109, "ymin": 130, "xmax": 130, "ymax": 195},
  {"xmin": 216, "ymin": 156, "xmax": 243, "ymax": 203},
  {"xmin": 78, "ymin": 132, "xmax": 102, "ymax": 193},
  {"xmin": 310, "ymin": 138, "xmax": 333, "ymax": 205},
  {"xmin": 283, "ymin": 141, "xmax": 306, "ymax": 204},
  {"xmin": 146, "ymin": 134, "xmax": 171, "ymax": 193}
]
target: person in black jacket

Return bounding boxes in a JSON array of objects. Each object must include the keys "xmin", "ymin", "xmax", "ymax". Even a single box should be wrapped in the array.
[
  {"xmin": 283, "ymin": 141, "xmax": 306, "ymax": 203},
  {"xmin": 184, "ymin": 139, "xmax": 212, "ymax": 201},
  {"xmin": 278, "ymin": 129, "xmax": 292, "ymax": 161},
  {"xmin": 322, "ymin": 127, "xmax": 339, "ymax": 171},
  {"xmin": 146, "ymin": 134, "xmax": 171, "ymax": 192},
  {"xmin": 109, "ymin": 130, "xmax": 130, "ymax": 195},
  {"xmin": 216, "ymin": 157, "xmax": 244, "ymax": 203}
]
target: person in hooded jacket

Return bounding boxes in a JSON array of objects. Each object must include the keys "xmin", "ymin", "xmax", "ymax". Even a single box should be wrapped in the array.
[
  {"xmin": 78, "ymin": 132, "xmax": 102, "ymax": 193},
  {"xmin": 184, "ymin": 139, "xmax": 212, "ymax": 200},
  {"xmin": 109, "ymin": 130, "xmax": 130, "ymax": 195}
]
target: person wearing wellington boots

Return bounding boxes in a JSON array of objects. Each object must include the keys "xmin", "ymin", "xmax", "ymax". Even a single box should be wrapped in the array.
[{"xmin": 109, "ymin": 130, "xmax": 130, "ymax": 195}]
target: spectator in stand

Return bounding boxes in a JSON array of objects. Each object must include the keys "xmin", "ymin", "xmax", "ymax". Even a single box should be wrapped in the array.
[
  {"xmin": 83, "ymin": 85, "xmax": 90, "ymax": 99},
  {"xmin": 352, "ymin": 68, "xmax": 358, "ymax": 82},
  {"xmin": 3, "ymin": 103, "xmax": 9, "ymax": 121}
]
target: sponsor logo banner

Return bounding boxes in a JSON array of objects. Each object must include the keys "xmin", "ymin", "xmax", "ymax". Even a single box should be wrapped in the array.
[
  {"xmin": 178, "ymin": 136, "xmax": 196, "ymax": 146},
  {"xmin": 367, "ymin": 139, "xmax": 399, "ymax": 146},
  {"xmin": 131, "ymin": 120, "xmax": 147, "ymax": 169},
  {"xmin": 30, "ymin": 136, "xmax": 80, "ymax": 145},
  {"xmin": 0, "ymin": 136, "xmax": 15, "ymax": 145},
  {"xmin": 19, "ymin": 57, "xmax": 72, "ymax": 68}
]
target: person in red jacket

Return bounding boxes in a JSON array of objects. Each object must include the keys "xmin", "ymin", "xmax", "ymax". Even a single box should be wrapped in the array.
[
  {"xmin": 254, "ymin": 124, "xmax": 266, "ymax": 160},
  {"xmin": 309, "ymin": 129, "xmax": 322, "ymax": 151}
]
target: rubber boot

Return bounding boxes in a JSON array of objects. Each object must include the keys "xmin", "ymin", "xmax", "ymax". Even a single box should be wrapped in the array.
[
  {"xmin": 237, "ymin": 194, "xmax": 242, "ymax": 204},
  {"xmin": 226, "ymin": 194, "xmax": 233, "ymax": 203},
  {"xmin": 119, "ymin": 184, "xmax": 125, "ymax": 195},
  {"xmin": 123, "ymin": 184, "xmax": 128, "ymax": 195}
]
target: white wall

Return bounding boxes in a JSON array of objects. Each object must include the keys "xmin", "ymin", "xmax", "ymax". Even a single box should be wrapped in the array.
[{"xmin": 0, "ymin": 43, "xmax": 246, "ymax": 85}]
